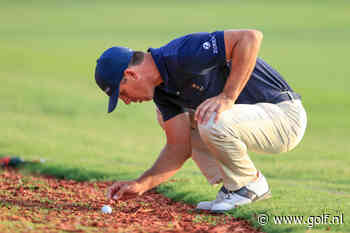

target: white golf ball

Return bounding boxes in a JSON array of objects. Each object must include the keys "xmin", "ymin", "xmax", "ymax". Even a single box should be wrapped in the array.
[{"xmin": 101, "ymin": 205, "xmax": 112, "ymax": 214}]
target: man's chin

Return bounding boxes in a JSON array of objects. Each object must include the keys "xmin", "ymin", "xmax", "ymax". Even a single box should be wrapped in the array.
[
  {"xmin": 137, "ymin": 97, "xmax": 153, "ymax": 103},
  {"xmin": 144, "ymin": 96, "xmax": 153, "ymax": 101}
]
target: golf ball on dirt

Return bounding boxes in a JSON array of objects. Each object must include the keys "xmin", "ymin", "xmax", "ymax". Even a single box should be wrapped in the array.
[{"xmin": 101, "ymin": 205, "xmax": 112, "ymax": 214}]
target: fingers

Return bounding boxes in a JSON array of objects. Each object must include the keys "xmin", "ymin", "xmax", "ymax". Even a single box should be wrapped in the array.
[
  {"xmin": 114, "ymin": 185, "xmax": 128, "ymax": 200},
  {"xmin": 195, "ymin": 99, "xmax": 211, "ymax": 123},
  {"xmin": 214, "ymin": 108, "xmax": 222, "ymax": 123},
  {"xmin": 203, "ymin": 104, "xmax": 220, "ymax": 124},
  {"xmin": 107, "ymin": 182, "xmax": 132, "ymax": 201},
  {"xmin": 107, "ymin": 181, "xmax": 144, "ymax": 202},
  {"xmin": 106, "ymin": 183, "xmax": 116, "ymax": 200},
  {"xmin": 195, "ymin": 95, "xmax": 236, "ymax": 125},
  {"xmin": 195, "ymin": 100, "xmax": 219, "ymax": 125},
  {"xmin": 107, "ymin": 182, "xmax": 123, "ymax": 200}
]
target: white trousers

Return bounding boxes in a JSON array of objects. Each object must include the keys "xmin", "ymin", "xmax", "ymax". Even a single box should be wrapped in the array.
[{"xmin": 157, "ymin": 99, "xmax": 307, "ymax": 191}]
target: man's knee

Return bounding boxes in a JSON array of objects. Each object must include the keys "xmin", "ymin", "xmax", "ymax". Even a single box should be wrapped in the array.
[
  {"xmin": 198, "ymin": 113, "xmax": 238, "ymax": 143},
  {"xmin": 198, "ymin": 118, "xmax": 250, "ymax": 162}
]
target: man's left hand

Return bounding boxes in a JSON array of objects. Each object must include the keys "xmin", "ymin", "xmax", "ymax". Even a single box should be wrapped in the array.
[{"xmin": 195, "ymin": 93, "xmax": 235, "ymax": 125}]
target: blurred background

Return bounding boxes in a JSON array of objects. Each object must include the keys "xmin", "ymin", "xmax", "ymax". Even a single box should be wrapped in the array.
[{"xmin": 1, "ymin": 1, "xmax": 349, "ymax": 232}]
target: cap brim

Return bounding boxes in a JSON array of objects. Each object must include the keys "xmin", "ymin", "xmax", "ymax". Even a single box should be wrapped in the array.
[{"xmin": 108, "ymin": 86, "xmax": 119, "ymax": 113}]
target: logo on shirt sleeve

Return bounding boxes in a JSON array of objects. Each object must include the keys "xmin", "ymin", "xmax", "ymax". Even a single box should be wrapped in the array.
[
  {"xmin": 210, "ymin": 35, "xmax": 218, "ymax": 54},
  {"xmin": 203, "ymin": 35, "xmax": 218, "ymax": 54},
  {"xmin": 202, "ymin": 41, "xmax": 211, "ymax": 50}
]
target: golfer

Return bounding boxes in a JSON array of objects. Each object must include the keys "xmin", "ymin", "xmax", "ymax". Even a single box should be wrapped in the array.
[{"xmin": 94, "ymin": 29, "xmax": 307, "ymax": 212}]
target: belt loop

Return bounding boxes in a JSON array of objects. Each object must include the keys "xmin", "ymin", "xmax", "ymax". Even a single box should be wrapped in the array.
[
  {"xmin": 282, "ymin": 90, "xmax": 294, "ymax": 102},
  {"xmin": 287, "ymin": 91, "xmax": 294, "ymax": 102}
]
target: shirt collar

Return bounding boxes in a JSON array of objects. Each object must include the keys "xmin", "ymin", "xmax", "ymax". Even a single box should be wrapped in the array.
[{"xmin": 148, "ymin": 47, "xmax": 169, "ymax": 89}]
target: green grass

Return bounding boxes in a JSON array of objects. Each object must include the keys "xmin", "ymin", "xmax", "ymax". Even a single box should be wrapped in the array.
[{"xmin": 1, "ymin": 0, "xmax": 349, "ymax": 232}]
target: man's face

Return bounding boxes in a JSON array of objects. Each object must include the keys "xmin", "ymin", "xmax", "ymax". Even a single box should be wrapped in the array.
[{"xmin": 118, "ymin": 71, "xmax": 154, "ymax": 105}]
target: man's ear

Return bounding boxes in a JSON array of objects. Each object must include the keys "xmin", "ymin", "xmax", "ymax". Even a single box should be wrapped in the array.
[{"xmin": 124, "ymin": 68, "xmax": 138, "ymax": 81}]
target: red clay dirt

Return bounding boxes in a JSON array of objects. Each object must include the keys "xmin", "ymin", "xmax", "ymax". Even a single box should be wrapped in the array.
[{"xmin": 0, "ymin": 169, "xmax": 264, "ymax": 233}]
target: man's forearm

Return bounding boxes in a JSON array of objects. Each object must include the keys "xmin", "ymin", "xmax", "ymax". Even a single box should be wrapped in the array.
[
  {"xmin": 223, "ymin": 30, "xmax": 263, "ymax": 100},
  {"xmin": 136, "ymin": 144, "xmax": 190, "ymax": 192}
]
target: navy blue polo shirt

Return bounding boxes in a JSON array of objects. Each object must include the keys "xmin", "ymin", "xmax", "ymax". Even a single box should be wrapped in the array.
[{"xmin": 149, "ymin": 31, "xmax": 297, "ymax": 122}]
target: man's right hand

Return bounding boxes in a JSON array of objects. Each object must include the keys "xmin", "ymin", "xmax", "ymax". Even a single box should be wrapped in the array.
[{"xmin": 107, "ymin": 180, "xmax": 145, "ymax": 201}]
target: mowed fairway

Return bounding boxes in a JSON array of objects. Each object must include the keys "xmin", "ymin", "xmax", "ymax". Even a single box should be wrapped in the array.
[{"xmin": 1, "ymin": 0, "xmax": 349, "ymax": 232}]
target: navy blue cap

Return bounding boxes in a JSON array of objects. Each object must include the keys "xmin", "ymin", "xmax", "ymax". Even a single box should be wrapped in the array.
[{"xmin": 95, "ymin": 46, "xmax": 133, "ymax": 113}]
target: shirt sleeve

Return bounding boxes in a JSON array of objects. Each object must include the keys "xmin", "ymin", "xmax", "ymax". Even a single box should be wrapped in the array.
[
  {"xmin": 153, "ymin": 89, "xmax": 184, "ymax": 122},
  {"xmin": 177, "ymin": 31, "xmax": 227, "ymax": 72}
]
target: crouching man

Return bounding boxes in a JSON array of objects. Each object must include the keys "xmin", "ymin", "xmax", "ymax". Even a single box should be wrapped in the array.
[{"xmin": 94, "ymin": 29, "xmax": 307, "ymax": 212}]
